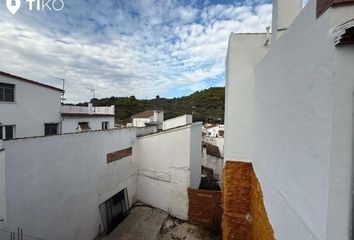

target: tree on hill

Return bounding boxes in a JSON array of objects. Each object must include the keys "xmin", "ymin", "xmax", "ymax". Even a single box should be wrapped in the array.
[{"xmin": 76, "ymin": 87, "xmax": 225, "ymax": 124}]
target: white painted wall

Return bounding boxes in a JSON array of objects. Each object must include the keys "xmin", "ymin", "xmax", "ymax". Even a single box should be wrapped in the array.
[
  {"xmin": 189, "ymin": 123, "xmax": 202, "ymax": 189},
  {"xmin": 61, "ymin": 116, "xmax": 115, "ymax": 134},
  {"xmin": 163, "ymin": 115, "xmax": 193, "ymax": 130},
  {"xmin": 325, "ymin": 5, "xmax": 354, "ymax": 238},
  {"xmin": 0, "ymin": 140, "xmax": 6, "ymax": 230},
  {"xmin": 0, "ymin": 75, "xmax": 62, "ymax": 138},
  {"xmin": 272, "ymin": 0, "xmax": 303, "ymax": 41},
  {"xmin": 4, "ymin": 128, "xmax": 139, "ymax": 240},
  {"xmin": 136, "ymin": 123, "xmax": 202, "ymax": 220},
  {"xmin": 202, "ymin": 148, "xmax": 223, "ymax": 183},
  {"xmin": 132, "ymin": 118, "xmax": 150, "ymax": 128},
  {"xmin": 253, "ymin": 1, "xmax": 354, "ymax": 239},
  {"xmin": 224, "ymin": 33, "xmax": 269, "ymax": 162}
]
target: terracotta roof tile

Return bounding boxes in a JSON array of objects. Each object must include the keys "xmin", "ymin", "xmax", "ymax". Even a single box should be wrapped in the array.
[{"xmin": 132, "ymin": 110, "xmax": 162, "ymax": 118}]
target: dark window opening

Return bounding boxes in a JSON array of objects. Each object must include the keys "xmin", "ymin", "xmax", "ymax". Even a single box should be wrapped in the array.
[
  {"xmin": 45, "ymin": 123, "xmax": 58, "ymax": 136},
  {"xmin": 99, "ymin": 188, "xmax": 130, "ymax": 235},
  {"xmin": 102, "ymin": 121, "xmax": 109, "ymax": 130},
  {"xmin": 1, "ymin": 125, "xmax": 15, "ymax": 140},
  {"xmin": 0, "ymin": 82, "xmax": 15, "ymax": 102},
  {"xmin": 78, "ymin": 122, "xmax": 90, "ymax": 131}
]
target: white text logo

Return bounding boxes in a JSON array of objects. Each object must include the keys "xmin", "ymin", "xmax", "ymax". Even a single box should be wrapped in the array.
[{"xmin": 5, "ymin": 0, "xmax": 65, "ymax": 15}]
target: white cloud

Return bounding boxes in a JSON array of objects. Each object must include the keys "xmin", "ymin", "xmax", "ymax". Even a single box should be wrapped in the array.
[{"xmin": 0, "ymin": 0, "xmax": 272, "ymax": 102}]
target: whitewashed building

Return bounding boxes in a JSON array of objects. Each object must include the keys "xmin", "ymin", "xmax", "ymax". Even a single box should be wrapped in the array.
[
  {"xmin": 224, "ymin": 0, "xmax": 354, "ymax": 239},
  {"xmin": 131, "ymin": 110, "xmax": 164, "ymax": 129},
  {"xmin": 61, "ymin": 103, "xmax": 115, "ymax": 133},
  {"xmin": 203, "ymin": 124, "xmax": 224, "ymax": 138},
  {"xmin": 0, "ymin": 71, "xmax": 116, "ymax": 139},
  {"xmin": 0, "ymin": 71, "xmax": 63, "ymax": 139}
]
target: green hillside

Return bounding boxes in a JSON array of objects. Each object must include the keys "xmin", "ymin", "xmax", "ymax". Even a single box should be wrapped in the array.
[{"xmin": 77, "ymin": 87, "xmax": 225, "ymax": 124}]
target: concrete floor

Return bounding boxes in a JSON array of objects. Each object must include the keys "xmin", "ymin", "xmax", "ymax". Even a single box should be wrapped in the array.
[
  {"xmin": 102, "ymin": 205, "xmax": 220, "ymax": 240},
  {"xmin": 103, "ymin": 206, "xmax": 168, "ymax": 240}
]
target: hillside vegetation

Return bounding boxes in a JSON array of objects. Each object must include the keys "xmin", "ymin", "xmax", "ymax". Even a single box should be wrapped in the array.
[{"xmin": 78, "ymin": 87, "xmax": 225, "ymax": 124}]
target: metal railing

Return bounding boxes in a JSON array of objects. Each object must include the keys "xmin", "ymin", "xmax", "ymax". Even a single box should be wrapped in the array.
[{"xmin": 61, "ymin": 105, "xmax": 115, "ymax": 115}]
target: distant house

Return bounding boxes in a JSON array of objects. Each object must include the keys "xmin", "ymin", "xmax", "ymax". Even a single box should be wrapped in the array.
[
  {"xmin": 203, "ymin": 124, "xmax": 224, "ymax": 138},
  {"xmin": 61, "ymin": 103, "xmax": 115, "ymax": 134},
  {"xmin": 0, "ymin": 71, "xmax": 63, "ymax": 139},
  {"xmin": 131, "ymin": 110, "xmax": 164, "ymax": 129}
]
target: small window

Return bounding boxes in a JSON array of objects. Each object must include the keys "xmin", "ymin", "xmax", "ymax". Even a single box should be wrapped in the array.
[
  {"xmin": 0, "ymin": 83, "xmax": 15, "ymax": 102},
  {"xmin": 1, "ymin": 125, "xmax": 15, "ymax": 140},
  {"xmin": 45, "ymin": 123, "xmax": 58, "ymax": 136},
  {"xmin": 78, "ymin": 122, "xmax": 90, "ymax": 131},
  {"xmin": 102, "ymin": 121, "xmax": 109, "ymax": 130}
]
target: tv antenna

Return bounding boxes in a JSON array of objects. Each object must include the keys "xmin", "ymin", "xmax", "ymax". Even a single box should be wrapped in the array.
[
  {"xmin": 53, "ymin": 77, "xmax": 66, "ymax": 104},
  {"xmin": 87, "ymin": 87, "xmax": 96, "ymax": 100}
]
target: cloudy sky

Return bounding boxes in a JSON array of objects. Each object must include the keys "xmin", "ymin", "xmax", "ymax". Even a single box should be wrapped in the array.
[{"xmin": 0, "ymin": 0, "xmax": 274, "ymax": 103}]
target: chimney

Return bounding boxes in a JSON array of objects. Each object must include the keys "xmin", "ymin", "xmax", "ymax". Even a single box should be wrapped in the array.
[
  {"xmin": 88, "ymin": 103, "xmax": 93, "ymax": 114},
  {"xmin": 265, "ymin": 26, "xmax": 271, "ymax": 46},
  {"xmin": 272, "ymin": 0, "xmax": 303, "ymax": 42}
]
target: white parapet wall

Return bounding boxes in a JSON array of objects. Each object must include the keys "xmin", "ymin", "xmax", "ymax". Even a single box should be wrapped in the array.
[
  {"xmin": 162, "ymin": 115, "xmax": 193, "ymax": 130},
  {"xmin": 3, "ymin": 128, "xmax": 139, "ymax": 240},
  {"xmin": 135, "ymin": 123, "xmax": 202, "ymax": 220},
  {"xmin": 61, "ymin": 115, "xmax": 115, "ymax": 134},
  {"xmin": 224, "ymin": 33, "xmax": 269, "ymax": 162},
  {"xmin": 254, "ymin": 1, "xmax": 354, "ymax": 239}
]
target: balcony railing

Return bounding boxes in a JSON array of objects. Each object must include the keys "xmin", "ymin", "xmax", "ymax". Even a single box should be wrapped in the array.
[{"xmin": 61, "ymin": 104, "xmax": 115, "ymax": 116}]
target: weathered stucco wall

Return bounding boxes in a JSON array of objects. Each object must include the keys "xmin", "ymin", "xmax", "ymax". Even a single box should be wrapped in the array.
[
  {"xmin": 0, "ymin": 75, "xmax": 62, "ymax": 138},
  {"xmin": 136, "ymin": 123, "xmax": 202, "ymax": 220},
  {"xmin": 254, "ymin": 1, "xmax": 354, "ymax": 239},
  {"xmin": 222, "ymin": 161, "xmax": 274, "ymax": 240},
  {"xmin": 224, "ymin": 33, "xmax": 269, "ymax": 162},
  {"xmin": 4, "ymin": 128, "xmax": 139, "ymax": 240}
]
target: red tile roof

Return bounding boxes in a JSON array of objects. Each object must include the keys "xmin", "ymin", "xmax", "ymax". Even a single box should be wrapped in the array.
[
  {"xmin": 0, "ymin": 71, "xmax": 64, "ymax": 93},
  {"xmin": 132, "ymin": 110, "xmax": 162, "ymax": 118},
  {"xmin": 203, "ymin": 142, "xmax": 222, "ymax": 158}
]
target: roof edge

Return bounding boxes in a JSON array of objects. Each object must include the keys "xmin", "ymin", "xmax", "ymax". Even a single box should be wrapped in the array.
[{"xmin": 0, "ymin": 71, "xmax": 64, "ymax": 93}]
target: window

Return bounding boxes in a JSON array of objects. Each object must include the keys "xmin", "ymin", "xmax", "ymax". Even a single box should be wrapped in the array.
[
  {"xmin": 0, "ymin": 82, "xmax": 15, "ymax": 102},
  {"xmin": 44, "ymin": 123, "xmax": 58, "ymax": 136},
  {"xmin": 102, "ymin": 121, "xmax": 109, "ymax": 130},
  {"xmin": 0, "ymin": 125, "xmax": 15, "ymax": 140},
  {"xmin": 78, "ymin": 122, "xmax": 90, "ymax": 131}
]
